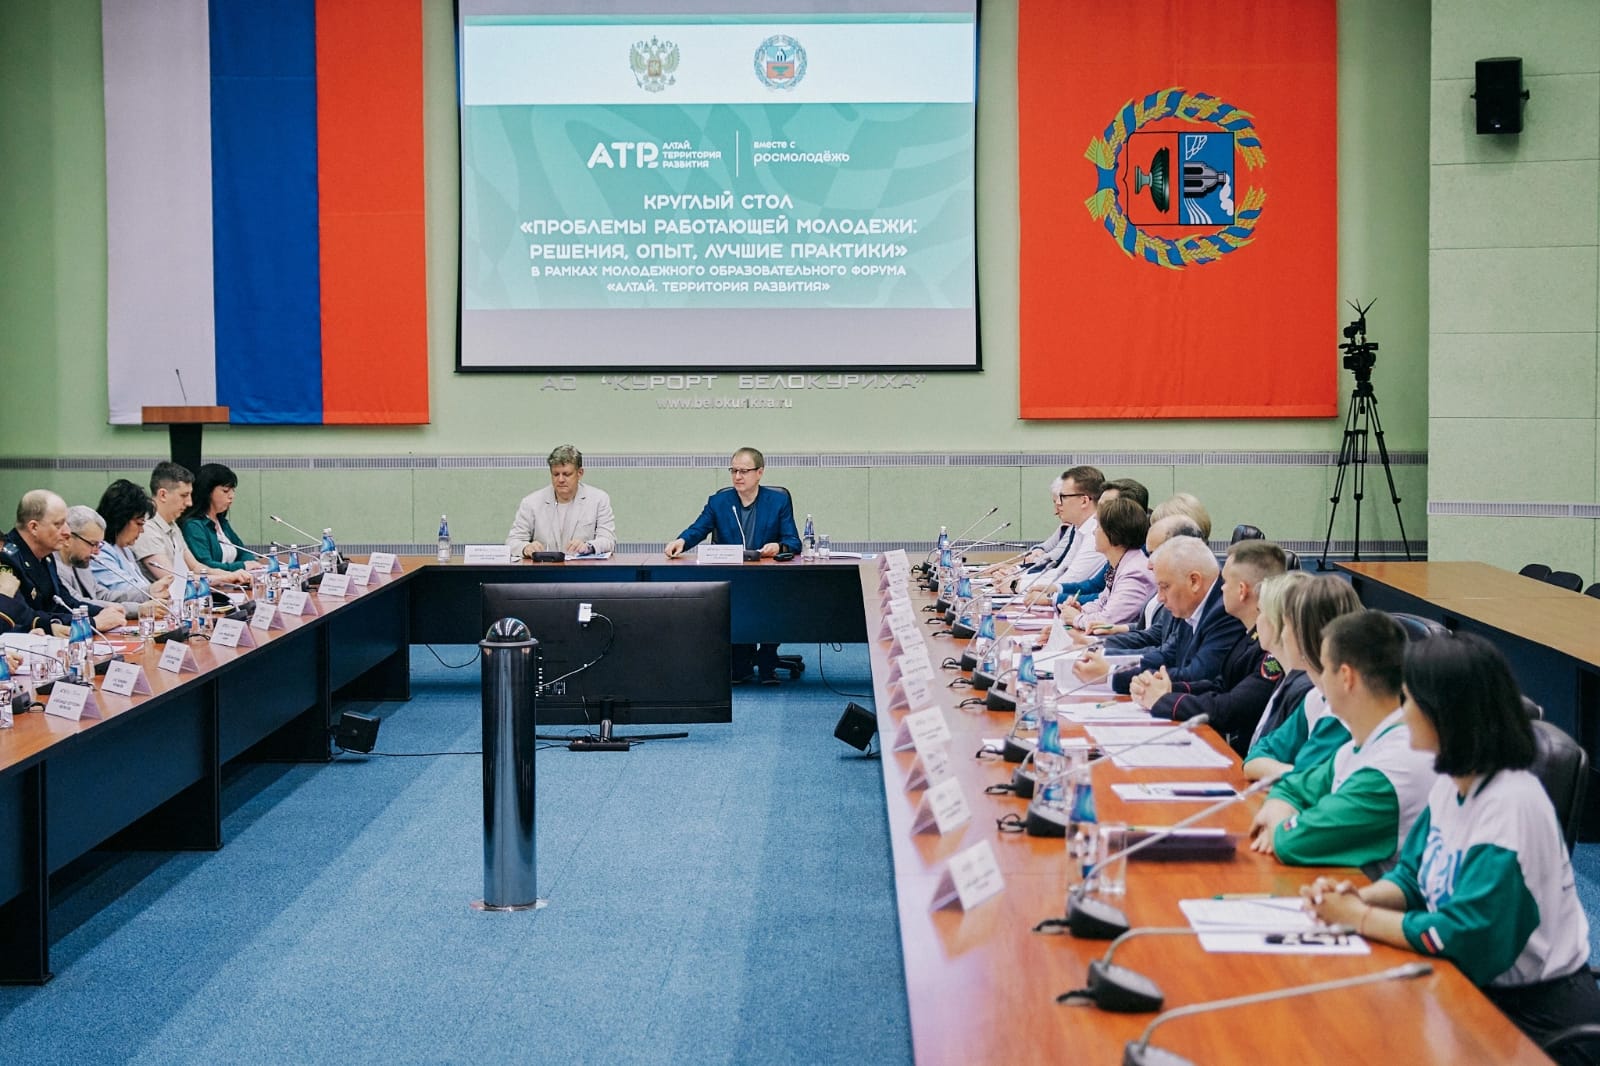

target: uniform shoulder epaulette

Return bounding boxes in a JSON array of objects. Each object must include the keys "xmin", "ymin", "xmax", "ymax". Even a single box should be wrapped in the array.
[{"xmin": 1260, "ymin": 654, "xmax": 1285, "ymax": 681}]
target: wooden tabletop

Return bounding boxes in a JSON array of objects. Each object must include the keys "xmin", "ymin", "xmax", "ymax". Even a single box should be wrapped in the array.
[
  {"xmin": 866, "ymin": 565, "xmax": 1547, "ymax": 1065},
  {"xmin": 1342, "ymin": 560, "xmax": 1600, "ymax": 667}
]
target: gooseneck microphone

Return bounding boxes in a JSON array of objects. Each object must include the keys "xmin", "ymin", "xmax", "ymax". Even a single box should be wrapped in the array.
[
  {"xmin": 268, "ymin": 514, "xmax": 323, "ymax": 546},
  {"xmin": 1013, "ymin": 714, "xmax": 1211, "ymax": 808},
  {"xmin": 1058, "ymin": 920, "xmax": 1355, "ymax": 1013},
  {"xmin": 1065, "ymin": 773, "xmax": 1281, "ymax": 939},
  {"xmin": 1122, "ymin": 962, "xmax": 1433, "ymax": 1066},
  {"xmin": 920, "ymin": 505, "xmax": 999, "ymax": 568}
]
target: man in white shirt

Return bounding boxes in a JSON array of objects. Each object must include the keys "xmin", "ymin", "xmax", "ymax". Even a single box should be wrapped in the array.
[
  {"xmin": 1015, "ymin": 465, "xmax": 1108, "ymax": 602},
  {"xmin": 132, "ymin": 462, "xmax": 246, "ymax": 585},
  {"xmin": 506, "ymin": 445, "xmax": 617, "ymax": 559}
]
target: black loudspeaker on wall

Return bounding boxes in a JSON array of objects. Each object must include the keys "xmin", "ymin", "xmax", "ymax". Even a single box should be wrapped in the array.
[{"xmin": 1473, "ymin": 57, "xmax": 1529, "ymax": 134}]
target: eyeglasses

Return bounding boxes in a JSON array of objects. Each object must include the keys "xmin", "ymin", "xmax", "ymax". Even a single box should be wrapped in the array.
[
  {"xmin": 71, "ymin": 531, "xmax": 105, "ymax": 552},
  {"xmin": 1055, "ymin": 492, "xmax": 1091, "ymax": 503},
  {"xmin": 729, "ymin": 467, "xmax": 761, "ymax": 475}
]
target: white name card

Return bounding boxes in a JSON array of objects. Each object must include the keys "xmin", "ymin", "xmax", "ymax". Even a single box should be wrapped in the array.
[
  {"xmin": 210, "ymin": 618, "xmax": 256, "ymax": 649},
  {"xmin": 695, "ymin": 544, "xmax": 746, "ymax": 565},
  {"xmin": 367, "ymin": 551, "xmax": 400, "ymax": 574},
  {"xmin": 278, "ymin": 590, "xmax": 316, "ymax": 617},
  {"xmin": 894, "ymin": 706, "xmax": 953, "ymax": 752},
  {"xmin": 158, "ymin": 640, "xmax": 198, "ymax": 674},
  {"xmin": 902, "ymin": 735, "xmax": 954, "ymax": 792},
  {"xmin": 911, "ymin": 777, "xmax": 971, "ymax": 836},
  {"xmin": 884, "ymin": 548, "xmax": 911, "ymax": 573},
  {"xmin": 463, "ymin": 544, "xmax": 511, "ymax": 565},
  {"xmin": 101, "ymin": 659, "xmax": 152, "ymax": 697},
  {"xmin": 931, "ymin": 840, "xmax": 1006, "ymax": 912},
  {"xmin": 45, "ymin": 680, "xmax": 103, "ymax": 722},
  {"xmin": 345, "ymin": 562, "xmax": 373, "ymax": 587},
  {"xmin": 889, "ymin": 673, "xmax": 935, "ymax": 712},
  {"xmin": 893, "ymin": 652, "xmax": 935, "ymax": 684},
  {"xmin": 318, "ymin": 573, "xmax": 352, "ymax": 598},
  {"xmin": 250, "ymin": 603, "xmax": 285, "ymax": 631},
  {"xmin": 889, "ymin": 614, "xmax": 921, "ymax": 642}
]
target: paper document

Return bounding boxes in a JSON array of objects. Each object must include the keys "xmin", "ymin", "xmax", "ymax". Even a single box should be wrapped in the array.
[
  {"xmin": 564, "ymin": 551, "xmax": 613, "ymax": 561},
  {"xmin": 1178, "ymin": 898, "xmax": 1372, "ymax": 955},
  {"xmin": 1058, "ymin": 700, "xmax": 1152, "ymax": 724},
  {"xmin": 1084, "ymin": 725, "xmax": 1233, "ymax": 769},
  {"xmin": 1111, "ymin": 781, "xmax": 1239, "ymax": 802}
]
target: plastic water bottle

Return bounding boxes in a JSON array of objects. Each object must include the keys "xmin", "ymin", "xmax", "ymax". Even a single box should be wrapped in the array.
[
  {"xmin": 801, "ymin": 514, "xmax": 816, "ymax": 562},
  {"xmin": 319, "ymin": 528, "xmax": 338, "ymax": 575},
  {"xmin": 966, "ymin": 600, "xmax": 996, "ymax": 663},
  {"xmin": 66, "ymin": 607, "xmax": 92, "ymax": 683},
  {"xmin": 1066, "ymin": 750, "xmax": 1100, "ymax": 894},
  {"xmin": 437, "ymin": 514, "xmax": 451, "ymax": 562},
  {"xmin": 1035, "ymin": 706, "xmax": 1067, "ymax": 810},
  {"xmin": 1014, "ymin": 650, "xmax": 1039, "ymax": 732},
  {"xmin": 936, "ymin": 524, "xmax": 950, "ymax": 552},
  {"xmin": 265, "ymin": 547, "xmax": 282, "ymax": 603},
  {"xmin": 288, "ymin": 548, "xmax": 303, "ymax": 593},
  {"xmin": 0, "ymin": 655, "xmax": 13, "ymax": 729},
  {"xmin": 196, "ymin": 575, "xmax": 212, "ymax": 632},
  {"xmin": 182, "ymin": 575, "xmax": 201, "ymax": 630}
]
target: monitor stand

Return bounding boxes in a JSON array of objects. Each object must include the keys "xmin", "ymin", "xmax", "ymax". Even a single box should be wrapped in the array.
[{"xmin": 537, "ymin": 697, "xmax": 689, "ymax": 751}]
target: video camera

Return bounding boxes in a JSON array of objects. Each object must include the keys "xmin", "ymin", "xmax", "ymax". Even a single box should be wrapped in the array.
[{"xmin": 1339, "ymin": 298, "xmax": 1378, "ymax": 378}]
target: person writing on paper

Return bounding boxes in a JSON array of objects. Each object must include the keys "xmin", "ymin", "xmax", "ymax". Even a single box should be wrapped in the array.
[
  {"xmin": 181, "ymin": 463, "xmax": 265, "ymax": 573},
  {"xmin": 88, "ymin": 480, "xmax": 174, "ymax": 609},
  {"xmin": 1242, "ymin": 574, "xmax": 1358, "ymax": 781},
  {"xmin": 133, "ymin": 462, "xmax": 248, "ymax": 587},
  {"xmin": 1302, "ymin": 634, "xmax": 1600, "ymax": 1062},
  {"xmin": 1071, "ymin": 535, "xmax": 1244, "ymax": 693},
  {"xmin": 1055, "ymin": 496, "xmax": 1154, "ymax": 632},
  {"xmin": 506, "ymin": 445, "xmax": 616, "ymax": 560},
  {"xmin": 1249, "ymin": 610, "xmax": 1434, "ymax": 874},
  {"xmin": 1, "ymin": 490, "xmax": 125, "ymax": 630},
  {"xmin": 1130, "ymin": 540, "xmax": 1289, "ymax": 755},
  {"xmin": 664, "ymin": 447, "xmax": 800, "ymax": 685}
]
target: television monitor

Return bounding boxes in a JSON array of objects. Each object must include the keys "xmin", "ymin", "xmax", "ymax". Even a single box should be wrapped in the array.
[{"xmin": 481, "ymin": 580, "xmax": 732, "ymax": 726}]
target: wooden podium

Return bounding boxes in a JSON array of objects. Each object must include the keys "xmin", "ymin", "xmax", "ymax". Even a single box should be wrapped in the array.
[{"xmin": 141, "ymin": 406, "xmax": 230, "ymax": 476}]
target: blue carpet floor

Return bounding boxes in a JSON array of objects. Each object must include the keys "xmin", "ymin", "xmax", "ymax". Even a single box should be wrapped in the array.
[{"xmin": 0, "ymin": 645, "xmax": 911, "ymax": 1065}]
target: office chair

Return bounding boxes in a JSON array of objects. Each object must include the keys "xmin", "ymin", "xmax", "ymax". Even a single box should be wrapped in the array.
[
  {"xmin": 1229, "ymin": 524, "xmax": 1265, "ymax": 544},
  {"xmin": 1584, "ymin": 583, "xmax": 1600, "ymax": 600},
  {"xmin": 1388, "ymin": 612, "xmax": 1449, "ymax": 641},
  {"xmin": 1518, "ymin": 563, "xmax": 1552, "ymax": 581},
  {"xmin": 1529, "ymin": 719, "xmax": 1589, "ymax": 854},
  {"xmin": 1545, "ymin": 570, "xmax": 1584, "ymax": 592},
  {"xmin": 1541, "ymin": 1022, "xmax": 1600, "ymax": 1063},
  {"xmin": 768, "ymin": 485, "xmax": 805, "ymax": 682},
  {"xmin": 1522, "ymin": 696, "xmax": 1545, "ymax": 721},
  {"xmin": 1282, "ymin": 548, "xmax": 1301, "ymax": 571}
]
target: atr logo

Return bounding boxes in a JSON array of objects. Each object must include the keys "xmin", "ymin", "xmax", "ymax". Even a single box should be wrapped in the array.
[
  {"xmin": 754, "ymin": 34, "xmax": 806, "ymax": 90},
  {"xmin": 1084, "ymin": 88, "xmax": 1267, "ymax": 269},
  {"xmin": 630, "ymin": 36, "xmax": 679, "ymax": 93},
  {"xmin": 587, "ymin": 141, "xmax": 659, "ymax": 169}
]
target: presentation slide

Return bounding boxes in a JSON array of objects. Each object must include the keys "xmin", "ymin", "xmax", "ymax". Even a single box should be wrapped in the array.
[{"xmin": 457, "ymin": 1, "xmax": 978, "ymax": 370}]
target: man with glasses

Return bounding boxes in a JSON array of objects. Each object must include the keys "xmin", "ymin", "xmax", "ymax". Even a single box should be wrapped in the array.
[
  {"xmin": 1, "ymin": 490, "xmax": 125, "ymax": 629},
  {"xmin": 54, "ymin": 505, "xmax": 123, "ymax": 612},
  {"xmin": 1005, "ymin": 465, "xmax": 1108, "ymax": 601},
  {"xmin": 664, "ymin": 446, "xmax": 801, "ymax": 683}
]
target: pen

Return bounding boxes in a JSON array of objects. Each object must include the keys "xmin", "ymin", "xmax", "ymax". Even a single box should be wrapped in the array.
[{"xmin": 1170, "ymin": 788, "xmax": 1237, "ymax": 797}]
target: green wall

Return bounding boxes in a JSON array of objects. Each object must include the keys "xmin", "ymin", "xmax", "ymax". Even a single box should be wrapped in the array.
[
  {"xmin": 0, "ymin": 0, "xmax": 1432, "ymax": 552},
  {"xmin": 1427, "ymin": 0, "xmax": 1600, "ymax": 579}
]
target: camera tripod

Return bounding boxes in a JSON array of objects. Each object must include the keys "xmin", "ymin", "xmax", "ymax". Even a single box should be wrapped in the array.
[{"xmin": 1319, "ymin": 375, "xmax": 1412, "ymax": 567}]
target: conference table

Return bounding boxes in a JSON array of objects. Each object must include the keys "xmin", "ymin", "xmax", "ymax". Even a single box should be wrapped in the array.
[
  {"xmin": 867, "ymin": 560, "xmax": 1547, "ymax": 1064},
  {"xmin": 0, "ymin": 553, "xmax": 1557, "ymax": 1063},
  {"xmin": 1339, "ymin": 560, "xmax": 1599, "ymax": 838},
  {"xmin": 0, "ymin": 553, "xmax": 867, "ymax": 985}
]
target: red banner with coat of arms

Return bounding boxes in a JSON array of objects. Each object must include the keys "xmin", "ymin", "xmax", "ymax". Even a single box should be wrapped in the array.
[{"xmin": 1018, "ymin": 0, "xmax": 1338, "ymax": 419}]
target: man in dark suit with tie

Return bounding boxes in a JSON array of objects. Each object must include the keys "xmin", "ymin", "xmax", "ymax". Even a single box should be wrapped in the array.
[
  {"xmin": 1, "ymin": 490, "xmax": 125, "ymax": 631},
  {"xmin": 1072, "ymin": 534, "xmax": 1243, "ymax": 693}
]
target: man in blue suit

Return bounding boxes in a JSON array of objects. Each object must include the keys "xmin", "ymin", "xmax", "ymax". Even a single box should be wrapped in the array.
[
  {"xmin": 665, "ymin": 446, "xmax": 801, "ymax": 684},
  {"xmin": 1072, "ymin": 534, "xmax": 1244, "ymax": 694}
]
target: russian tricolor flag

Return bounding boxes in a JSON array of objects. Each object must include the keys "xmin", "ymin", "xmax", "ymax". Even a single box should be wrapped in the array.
[{"xmin": 104, "ymin": 0, "xmax": 429, "ymax": 426}]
